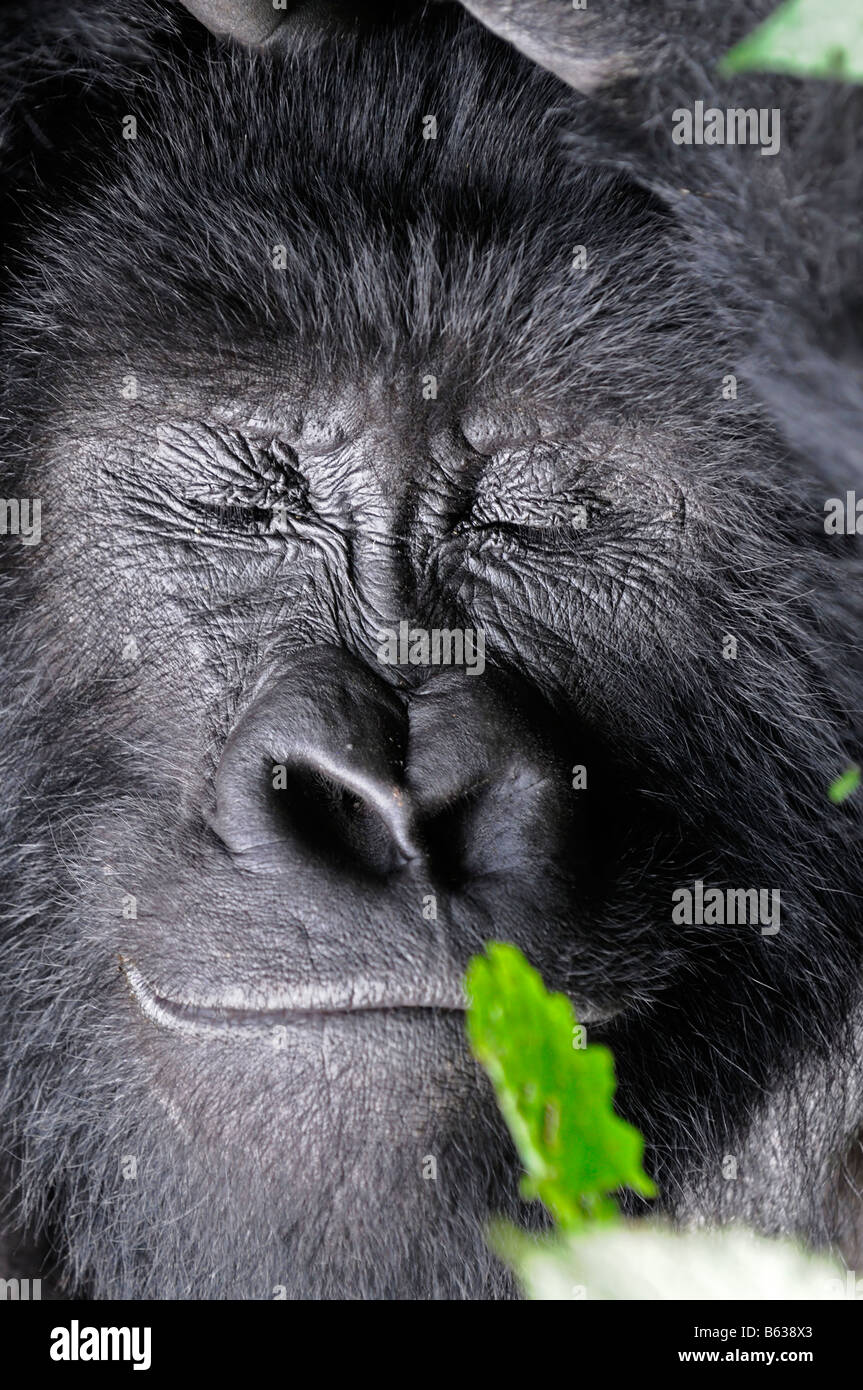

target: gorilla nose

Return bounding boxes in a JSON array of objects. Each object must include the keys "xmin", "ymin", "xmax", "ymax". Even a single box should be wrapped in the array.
[
  {"xmin": 212, "ymin": 647, "xmax": 416, "ymax": 874},
  {"xmin": 211, "ymin": 646, "xmax": 574, "ymax": 882}
]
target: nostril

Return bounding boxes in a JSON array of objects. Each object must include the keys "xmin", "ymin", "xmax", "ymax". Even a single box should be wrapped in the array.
[
  {"xmin": 269, "ymin": 760, "xmax": 413, "ymax": 878},
  {"xmin": 210, "ymin": 648, "xmax": 416, "ymax": 870},
  {"xmin": 416, "ymin": 769, "xmax": 564, "ymax": 887},
  {"xmin": 418, "ymin": 783, "xmax": 489, "ymax": 887}
]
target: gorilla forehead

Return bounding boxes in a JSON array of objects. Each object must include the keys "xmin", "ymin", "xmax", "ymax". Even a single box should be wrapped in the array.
[
  {"xmin": 11, "ymin": 10, "xmax": 705, "ymax": 419},
  {"xmin": 106, "ymin": 371, "xmax": 696, "ymax": 507}
]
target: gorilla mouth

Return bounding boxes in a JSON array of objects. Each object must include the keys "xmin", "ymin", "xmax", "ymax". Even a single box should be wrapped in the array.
[
  {"xmin": 121, "ymin": 958, "xmax": 468, "ymax": 1039},
  {"xmin": 121, "ymin": 958, "xmax": 622, "ymax": 1039}
]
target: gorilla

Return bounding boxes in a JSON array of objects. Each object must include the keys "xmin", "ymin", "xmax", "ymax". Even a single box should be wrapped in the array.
[{"xmin": 0, "ymin": 0, "xmax": 862, "ymax": 1300}]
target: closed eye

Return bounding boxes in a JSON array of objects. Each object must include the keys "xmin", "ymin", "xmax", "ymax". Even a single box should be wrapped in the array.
[
  {"xmin": 456, "ymin": 497, "xmax": 611, "ymax": 543},
  {"xmin": 185, "ymin": 435, "xmax": 310, "ymax": 534},
  {"xmin": 190, "ymin": 481, "xmax": 308, "ymax": 533}
]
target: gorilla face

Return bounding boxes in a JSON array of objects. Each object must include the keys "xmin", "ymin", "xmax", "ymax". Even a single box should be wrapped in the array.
[{"xmin": 1, "ymin": 0, "xmax": 862, "ymax": 1298}]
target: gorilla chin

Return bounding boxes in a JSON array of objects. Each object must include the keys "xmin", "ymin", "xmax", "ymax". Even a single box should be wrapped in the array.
[
  {"xmin": 112, "ymin": 927, "xmax": 532, "ymax": 1301},
  {"xmin": 2, "ymin": 0, "xmax": 863, "ymax": 1301}
]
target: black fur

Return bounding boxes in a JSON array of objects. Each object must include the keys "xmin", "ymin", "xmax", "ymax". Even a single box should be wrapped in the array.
[{"xmin": 0, "ymin": 0, "xmax": 862, "ymax": 1299}]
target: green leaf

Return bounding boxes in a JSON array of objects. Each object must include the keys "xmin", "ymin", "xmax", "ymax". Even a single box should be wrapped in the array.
[
  {"xmin": 466, "ymin": 942, "xmax": 656, "ymax": 1230},
  {"xmin": 721, "ymin": 0, "xmax": 863, "ymax": 81},
  {"xmin": 829, "ymin": 763, "xmax": 861, "ymax": 803},
  {"xmin": 492, "ymin": 1220, "xmax": 845, "ymax": 1301}
]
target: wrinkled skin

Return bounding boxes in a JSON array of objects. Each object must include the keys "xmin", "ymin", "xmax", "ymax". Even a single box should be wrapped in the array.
[{"xmin": 0, "ymin": 0, "xmax": 862, "ymax": 1298}]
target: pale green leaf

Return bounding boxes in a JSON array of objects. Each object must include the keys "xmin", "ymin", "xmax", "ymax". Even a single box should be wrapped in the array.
[
  {"xmin": 721, "ymin": 0, "xmax": 863, "ymax": 81},
  {"xmin": 466, "ymin": 942, "xmax": 656, "ymax": 1229}
]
